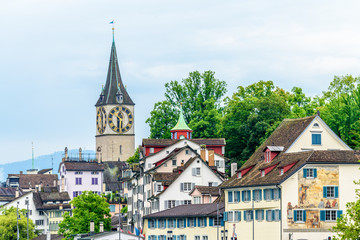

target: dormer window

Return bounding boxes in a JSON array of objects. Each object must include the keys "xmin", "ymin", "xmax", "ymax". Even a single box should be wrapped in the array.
[
  {"xmin": 265, "ymin": 151, "xmax": 271, "ymax": 163},
  {"xmin": 261, "ymin": 170, "xmax": 265, "ymax": 177},
  {"xmin": 237, "ymin": 172, "xmax": 242, "ymax": 179},
  {"xmin": 280, "ymin": 168, "xmax": 284, "ymax": 175},
  {"xmin": 263, "ymin": 146, "xmax": 283, "ymax": 162},
  {"xmin": 116, "ymin": 93, "xmax": 123, "ymax": 103}
]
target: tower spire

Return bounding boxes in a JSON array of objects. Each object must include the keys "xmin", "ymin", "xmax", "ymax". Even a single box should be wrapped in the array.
[
  {"xmin": 95, "ymin": 25, "xmax": 134, "ymax": 107},
  {"xmin": 170, "ymin": 103, "xmax": 193, "ymax": 139}
]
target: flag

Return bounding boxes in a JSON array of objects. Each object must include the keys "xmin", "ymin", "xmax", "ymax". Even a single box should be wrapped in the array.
[
  {"xmin": 134, "ymin": 227, "xmax": 140, "ymax": 236},
  {"xmin": 109, "ymin": 21, "xmax": 114, "ymax": 24},
  {"xmin": 119, "ymin": 228, "xmax": 124, "ymax": 232}
]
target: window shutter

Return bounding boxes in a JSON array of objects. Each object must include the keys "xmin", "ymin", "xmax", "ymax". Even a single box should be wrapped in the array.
[
  {"xmin": 197, "ymin": 218, "xmax": 200, "ymax": 227},
  {"xmin": 303, "ymin": 168, "xmax": 307, "ymax": 178},
  {"xmin": 238, "ymin": 211, "xmax": 241, "ymax": 221},
  {"xmin": 241, "ymin": 191, "xmax": 245, "ymax": 201},
  {"xmin": 224, "ymin": 212, "xmax": 228, "ymax": 222},
  {"xmin": 279, "ymin": 209, "xmax": 281, "ymax": 220},
  {"xmin": 192, "ymin": 183, "xmax": 195, "ymax": 190},
  {"xmin": 175, "ymin": 200, "xmax": 179, "ymax": 206},
  {"xmin": 183, "ymin": 219, "xmax": 186, "ymax": 228},
  {"xmin": 180, "ymin": 183, "xmax": 184, "ymax": 192},
  {"xmin": 320, "ymin": 210, "xmax": 325, "ymax": 221},
  {"xmin": 303, "ymin": 210, "xmax": 306, "ymax": 222},
  {"xmin": 180, "ymin": 200, "xmax": 184, "ymax": 205},
  {"xmin": 272, "ymin": 210, "xmax": 275, "ymax": 221},
  {"xmin": 221, "ymin": 217, "xmax": 224, "ymax": 226},
  {"xmin": 312, "ymin": 134, "xmax": 316, "ymax": 144},
  {"xmin": 187, "ymin": 218, "xmax": 190, "ymax": 227},
  {"xmin": 177, "ymin": 219, "xmax": 180, "ymax": 228},
  {"xmin": 252, "ymin": 190, "xmax": 255, "ymax": 201},
  {"xmin": 204, "ymin": 218, "xmax": 207, "ymax": 227},
  {"xmin": 209, "ymin": 217, "xmax": 213, "ymax": 226},
  {"xmin": 228, "ymin": 191, "xmax": 233, "ymax": 203},
  {"xmin": 243, "ymin": 211, "xmax": 246, "ymax": 221},
  {"xmin": 337, "ymin": 210, "xmax": 343, "ymax": 219},
  {"xmin": 278, "ymin": 189, "xmax": 281, "ymax": 200},
  {"xmin": 271, "ymin": 189, "xmax": 274, "ymax": 200},
  {"xmin": 164, "ymin": 200, "xmax": 168, "ymax": 209},
  {"xmin": 335, "ymin": 186, "xmax": 339, "ymax": 198},
  {"xmin": 194, "ymin": 218, "xmax": 197, "ymax": 227},
  {"xmin": 255, "ymin": 210, "xmax": 258, "ymax": 220},
  {"xmin": 323, "ymin": 187, "xmax": 327, "ymax": 198},
  {"xmin": 314, "ymin": 168, "xmax": 317, "ymax": 178},
  {"xmin": 263, "ymin": 189, "xmax": 266, "ymax": 200},
  {"xmin": 293, "ymin": 210, "xmax": 297, "ymax": 222},
  {"xmin": 266, "ymin": 210, "xmax": 269, "ymax": 221},
  {"xmin": 248, "ymin": 191, "xmax": 251, "ymax": 201},
  {"xmin": 237, "ymin": 191, "xmax": 241, "ymax": 202},
  {"xmin": 148, "ymin": 220, "xmax": 151, "ymax": 228},
  {"xmin": 192, "ymin": 168, "xmax": 195, "ymax": 176}
]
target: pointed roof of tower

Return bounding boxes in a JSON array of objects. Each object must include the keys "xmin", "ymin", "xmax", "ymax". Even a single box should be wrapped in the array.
[
  {"xmin": 171, "ymin": 105, "xmax": 192, "ymax": 131},
  {"xmin": 95, "ymin": 39, "xmax": 134, "ymax": 106}
]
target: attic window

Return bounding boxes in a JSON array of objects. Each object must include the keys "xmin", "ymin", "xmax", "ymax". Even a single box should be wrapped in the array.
[
  {"xmin": 313, "ymin": 123, "xmax": 320, "ymax": 128},
  {"xmin": 261, "ymin": 170, "xmax": 265, "ymax": 177},
  {"xmin": 280, "ymin": 168, "xmax": 284, "ymax": 175},
  {"xmin": 265, "ymin": 151, "xmax": 271, "ymax": 163},
  {"xmin": 237, "ymin": 172, "xmax": 242, "ymax": 178}
]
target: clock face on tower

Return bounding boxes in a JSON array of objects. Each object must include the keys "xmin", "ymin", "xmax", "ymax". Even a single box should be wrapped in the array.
[
  {"xmin": 96, "ymin": 107, "xmax": 107, "ymax": 134},
  {"xmin": 108, "ymin": 106, "xmax": 133, "ymax": 133}
]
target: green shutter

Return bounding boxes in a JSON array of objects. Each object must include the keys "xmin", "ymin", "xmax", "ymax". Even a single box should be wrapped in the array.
[
  {"xmin": 303, "ymin": 210, "xmax": 306, "ymax": 222},
  {"xmin": 303, "ymin": 168, "xmax": 307, "ymax": 178},
  {"xmin": 323, "ymin": 187, "xmax": 327, "ymax": 198},
  {"xmin": 209, "ymin": 217, "xmax": 214, "ymax": 226},
  {"xmin": 320, "ymin": 210, "xmax": 325, "ymax": 221},
  {"xmin": 293, "ymin": 210, "xmax": 297, "ymax": 222},
  {"xmin": 314, "ymin": 168, "xmax": 317, "ymax": 178},
  {"xmin": 337, "ymin": 210, "xmax": 343, "ymax": 219},
  {"xmin": 335, "ymin": 186, "xmax": 339, "ymax": 198}
]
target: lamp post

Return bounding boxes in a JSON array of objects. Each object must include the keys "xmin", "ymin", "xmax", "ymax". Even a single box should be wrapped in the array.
[
  {"xmin": 17, "ymin": 201, "xmax": 19, "ymax": 240},
  {"xmin": 225, "ymin": 230, "xmax": 228, "ymax": 240},
  {"xmin": 26, "ymin": 197, "xmax": 29, "ymax": 240},
  {"xmin": 221, "ymin": 230, "xmax": 224, "ymax": 240}
]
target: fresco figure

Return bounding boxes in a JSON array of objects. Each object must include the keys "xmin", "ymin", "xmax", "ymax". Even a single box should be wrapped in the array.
[
  {"xmin": 332, "ymin": 199, "xmax": 338, "ymax": 208},
  {"xmin": 299, "ymin": 184, "xmax": 309, "ymax": 204},
  {"xmin": 287, "ymin": 202, "xmax": 294, "ymax": 223},
  {"xmin": 312, "ymin": 215, "xmax": 320, "ymax": 228},
  {"xmin": 318, "ymin": 199, "xmax": 325, "ymax": 208},
  {"xmin": 325, "ymin": 200, "xmax": 331, "ymax": 208}
]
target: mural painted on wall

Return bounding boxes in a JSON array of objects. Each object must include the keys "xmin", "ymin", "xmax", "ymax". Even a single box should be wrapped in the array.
[
  {"xmin": 298, "ymin": 166, "xmax": 339, "ymax": 209},
  {"xmin": 286, "ymin": 166, "xmax": 339, "ymax": 229}
]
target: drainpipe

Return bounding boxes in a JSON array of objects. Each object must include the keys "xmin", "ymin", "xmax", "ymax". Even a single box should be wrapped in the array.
[
  {"xmin": 276, "ymin": 184, "xmax": 282, "ymax": 240},
  {"xmin": 252, "ymin": 193, "xmax": 254, "ymax": 240}
]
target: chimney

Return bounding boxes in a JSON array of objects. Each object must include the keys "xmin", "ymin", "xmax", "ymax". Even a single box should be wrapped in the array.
[
  {"xmin": 200, "ymin": 145, "xmax": 206, "ymax": 161},
  {"xmin": 35, "ymin": 185, "xmax": 38, "ymax": 192},
  {"xmin": 231, "ymin": 163, "xmax": 238, "ymax": 177},
  {"xmin": 79, "ymin": 148, "xmax": 82, "ymax": 161},
  {"xmin": 208, "ymin": 149, "xmax": 215, "ymax": 167},
  {"xmin": 90, "ymin": 220, "xmax": 94, "ymax": 233},
  {"xmin": 20, "ymin": 171, "xmax": 23, "ymax": 175},
  {"xmin": 15, "ymin": 187, "xmax": 19, "ymax": 198}
]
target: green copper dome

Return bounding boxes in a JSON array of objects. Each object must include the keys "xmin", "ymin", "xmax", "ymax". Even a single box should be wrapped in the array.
[{"xmin": 171, "ymin": 106, "xmax": 192, "ymax": 131}]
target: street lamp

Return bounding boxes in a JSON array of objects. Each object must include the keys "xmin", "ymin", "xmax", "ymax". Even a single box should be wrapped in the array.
[
  {"xmin": 221, "ymin": 230, "xmax": 224, "ymax": 240},
  {"xmin": 26, "ymin": 197, "xmax": 29, "ymax": 240},
  {"xmin": 225, "ymin": 230, "xmax": 228, "ymax": 240},
  {"xmin": 17, "ymin": 201, "xmax": 19, "ymax": 240}
]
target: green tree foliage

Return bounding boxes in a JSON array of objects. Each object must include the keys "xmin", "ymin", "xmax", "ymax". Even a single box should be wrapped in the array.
[
  {"xmin": 320, "ymin": 75, "xmax": 360, "ymax": 150},
  {"xmin": 0, "ymin": 207, "xmax": 37, "ymax": 240},
  {"xmin": 58, "ymin": 191, "xmax": 111, "ymax": 239},
  {"xmin": 221, "ymin": 81, "xmax": 291, "ymax": 165},
  {"xmin": 146, "ymin": 101, "xmax": 178, "ymax": 139},
  {"xmin": 127, "ymin": 147, "xmax": 140, "ymax": 164},
  {"xmin": 332, "ymin": 181, "xmax": 360, "ymax": 239},
  {"xmin": 120, "ymin": 205, "xmax": 128, "ymax": 214},
  {"xmin": 146, "ymin": 71, "xmax": 227, "ymax": 139}
]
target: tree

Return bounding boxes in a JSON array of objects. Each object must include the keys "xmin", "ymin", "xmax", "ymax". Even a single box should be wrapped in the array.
[
  {"xmin": 221, "ymin": 81, "xmax": 291, "ymax": 165},
  {"xmin": 127, "ymin": 147, "xmax": 140, "ymax": 164},
  {"xmin": 332, "ymin": 181, "xmax": 360, "ymax": 239},
  {"xmin": 146, "ymin": 71, "xmax": 227, "ymax": 139},
  {"xmin": 58, "ymin": 191, "xmax": 111, "ymax": 239},
  {"xmin": 0, "ymin": 207, "xmax": 37, "ymax": 240},
  {"xmin": 320, "ymin": 76, "xmax": 360, "ymax": 150}
]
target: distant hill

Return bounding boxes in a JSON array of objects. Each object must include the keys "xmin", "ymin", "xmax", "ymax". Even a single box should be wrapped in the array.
[{"xmin": 0, "ymin": 149, "xmax": 95, "ymax": 182}]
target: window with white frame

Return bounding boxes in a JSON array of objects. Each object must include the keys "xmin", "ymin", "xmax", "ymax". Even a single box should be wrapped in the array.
[
  {"xmin": 234, "ymin": 191, "xmax": 240, "ymax": 203},
  {"xmin": 167, "ymin": 200, "xmax": 176, "ymax": 209},
  {"xmin": 183, "ymin": 182, "xmax": 192, "ymax": 191},
  {"xmin": 280, "ymin": 168, "xmax": 284, "ymax": 175},
  {"xmin": 75, "ymin": 171, "xmax": 83, "ymax": 175},
  {"xmin": 91, "ymin": 171, "xmax": 98, "ymax": 175},
  {"xmin": 202, "ymin": 236, "xmax": 208, "ymax": 240},
  {"xmin": 264, "ymin": 189, "xmax": 272, "ymax": 201},
  {"xmin": 213, "ymin": 217, "xmax": 221, "ymax": 226},
  {"xmin": 186, "ymin": 150, "xmax": 190, "ymax": 155},
  {"xmin": 215, "ymin": 160, "xmax": 220, "ymax": 167},
  {"xmin": 199, "ymin": 218, "xmax": 205, "ymax": 227},
  {"xmin": 305, "ymin": 168, "xmax": 315, "ymax": 178},
  {"xmin": 179, "ymin": 235, "xmax": 185, "ymax": 240},
  {"xmin": 184, "ymin": 200, "xmax": 191, "ymax": 205},
  {"xmin": 242, "ymin": 190, "xmax": 251, "ymax": 202},
  {"xmin": 295, "ymin": 210, "xmax": 305, "ymax": 222},
  {"xmin": 189, "ymin": 218, "xmax": 195, "ymax": 227},
  {"xmin": 261, "ymin": 170, "xmax": 265, "ymax": 177},
  {"xmin": 325, "ymin": 186, "xmax": 336, "ymax": 198},
  {"xmin": 172, "ymin": 159, "xmax": 177, "ymax": 166},
  {"xmin": 266, "ymin": 210, "xmax": 273, "ymax": 221},
  {"xmin": 159, "ymin": 236, "xmax": 166, "ymax": 240},
  {"xmin": 228, "ymin": 211, "xmax": 234, "ymax": 222},
  {"xmin": 149, "ymin": 219, "xmax": 156, "ymax": 228},
  {"xmin": 159, "ymin": 219, "xmax": 166, "ymax": 228},
  {"xmin": 168, "ymin": 219, "xmax": 176, "ymax": 228},
  {"xmin": 256, "ymin": 210, "xmax": 264, "ymax": 221},
  {"xmin": 196, "ymin": 167, "xmax": 201, "ymax": 175},
  {"xmin": 157, "ymin": 184, "xmax": 163, "ymax": 192},
  {"xmin": 194, "ymin": 196, "xmax": 201, "ymax": 204},
  {"xmin": 179, "ymin": 219, "xmax": 185, "ymax": 228},
  {"xmin": 244, "ymin": 210, "xmax": 253, "ymax": 221},
  {"xmin": 273, "ymin": 188, "xmax": 281, "ymax": 200},
  {"xmin": 253, "ymin": 190, "xmax": 261, "ymax": 201},
  {"xmin": 274, "ymin": 210, "xmax": 281, "ymax": 221},
  {"xmin": 195, "ymin": 236, "xmax": 200, "ymax": 240},
  {"xmin": 325, "ymin": 210, "xmax": 337, "ymax": 221},
  {"xmin": 150, "ymin": 148, "xmax": 154, "ymax": 153}
]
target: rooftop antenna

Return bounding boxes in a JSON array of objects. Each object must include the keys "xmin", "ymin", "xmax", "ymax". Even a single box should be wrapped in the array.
[{"xmin": 32, "ymin": 142, "xmax": 34, "ymax": 169}]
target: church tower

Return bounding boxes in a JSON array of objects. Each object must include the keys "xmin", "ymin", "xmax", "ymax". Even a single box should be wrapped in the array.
[{"xmin": 95, "ymin": 37, "xmax": 135, "ymax": 162}]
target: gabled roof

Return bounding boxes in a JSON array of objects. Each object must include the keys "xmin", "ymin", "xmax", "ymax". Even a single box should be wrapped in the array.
[
  {"xmin": 153, "ymin": 172, "xmax": 180, "ymax": 186},
  {"xmin": 8, "ymin": 174, "xmax": 58, "ymax": 189},
  {"xmin": 38, "ymin": 168, "xmax": 52, "ymax": 174},
  {"xmin": 60, "ymin": 161, "xmax": 104, "ymax": 172},
  {"xmin": 33, "ymin": 192, "xmax": 71, "ymax": 210},
  {"xmin": 0, "ymin": 187, "xmax": 23, "ymax": 201},
  {"xmin": 144, "ymin": 202, "xmax": 224, "ymax": 219},
  {"xmin": 95, "ymin": 40, "xmax": 134, "ymax": 106},
  {"xmin": 221, "ymin": 115, "xmax": 359, "ymax": 189},
  {"xmin": 142, "ymin": 138, "xmax": 226, "ymax": 147},
  {"xmin": 264, "ymin": 146, "xmax": 284, "ymax": 152}
]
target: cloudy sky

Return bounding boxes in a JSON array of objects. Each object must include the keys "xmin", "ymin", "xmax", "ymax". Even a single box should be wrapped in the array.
[{"xmin": 1, "ymin": 0, "xmax": 360, "ymax": 164}]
